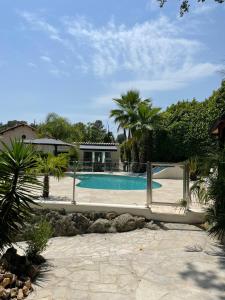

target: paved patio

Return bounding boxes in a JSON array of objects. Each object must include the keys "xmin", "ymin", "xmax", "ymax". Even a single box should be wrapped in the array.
[{"xmin": 27, "ymin": 225, "xmax": 225, "ymax": 300}]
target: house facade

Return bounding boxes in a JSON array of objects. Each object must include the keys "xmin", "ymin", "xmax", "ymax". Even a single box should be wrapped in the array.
[
  {"xmin": 75, "ymin": 142, "xmax": 120, "ymax": 171},
  {"xmin": 0, "ymin": 124, "xmax": 37, "ymax": 149}
]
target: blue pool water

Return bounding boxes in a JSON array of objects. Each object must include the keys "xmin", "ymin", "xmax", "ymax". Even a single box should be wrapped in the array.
[{"xmin": 75, "ymin": 174, "xmax": 161, "ymax": 190}]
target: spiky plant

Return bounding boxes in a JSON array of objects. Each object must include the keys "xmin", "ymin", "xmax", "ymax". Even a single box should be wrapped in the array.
[{"xmin": 0, "ymin": 140, "xmax": 41, "ymax": 251}]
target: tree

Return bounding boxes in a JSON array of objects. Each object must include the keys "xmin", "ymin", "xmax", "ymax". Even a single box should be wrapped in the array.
[
  {"xmin": 157, "ymin": 0, "xmax": 224, "ymax": 16},
  {"xmin": 128, "ymin": 101, "xmax": 161, "ymax": 164},
  {"xmin": 0, "ymin": 140, "xmax": 41, "ymax": 250},
  {"xmin": 38, "ymin": 113, "xmax": 72, "ymax": 141},
  {"xmin": 36, "ymin": 153, "xmax": 68, "ymax": 198}
]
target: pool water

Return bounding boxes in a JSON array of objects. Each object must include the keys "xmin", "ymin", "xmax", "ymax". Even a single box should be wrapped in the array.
[{"xmin": 75, "ymin": 174, "xmax": 161, "ymax": 190}]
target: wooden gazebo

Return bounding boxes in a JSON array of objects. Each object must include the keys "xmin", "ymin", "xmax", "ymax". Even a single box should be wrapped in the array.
[{"xmin": 211, "ymin": 114, "xmax": 225, "ymax": 148}]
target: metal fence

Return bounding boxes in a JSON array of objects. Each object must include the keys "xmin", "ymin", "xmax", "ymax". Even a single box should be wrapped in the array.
[{"xmin": 65, "ymin": 161, "xmax": 190, "ymax": 209}]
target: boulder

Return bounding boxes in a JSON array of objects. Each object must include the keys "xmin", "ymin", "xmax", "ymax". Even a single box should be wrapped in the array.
[
  {"xmin": 17, "ymin": 288, "xmax": 24, "ymax": 300},
  {"xmin": 72, "ymin": 213, "xmax": 90, "ymax": 233},
  {"xmin": 113, "ymin": 213, "xmax": 144, "ymax": 232},
  {"xmin": 0, "ymin": 286, "xmax": 5, "ymax": 297},
  {"xmin": 144, "ymin": 220, "xmax": 160, "ymax": 230},
  {"xmin": 105, "ymin": 212, "xmax": 118, "ymax": 220},
  {"xmin": 88, "ymin": 219, "xmax": 111, "ymax": 233},
  {"xmin": 11, "ymin": 287, "xmax": 18, "ymax": 298}
]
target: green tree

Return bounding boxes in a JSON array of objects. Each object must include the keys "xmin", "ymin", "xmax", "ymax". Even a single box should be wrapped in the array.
[
  {"xmin": 128, "ymin": 101, "xmax": 161, "ymax": 164},
  {"xmin": 36, "ymin": 153, "xmax": 68, "ymax": 198},
  {"xmin": 158, "ymin": 0, "xmax": 224, "ymax": 16},
  {"xmin": 110, "ymin": 90, "xmax": 151, "ymax": 162},
  {"xmin": 0, "ymin": 140, "xmax": 41, "ymax": 250},
  {"xmin": 38, "ymin": 113, "xmax": 72, "ymax": 141}
]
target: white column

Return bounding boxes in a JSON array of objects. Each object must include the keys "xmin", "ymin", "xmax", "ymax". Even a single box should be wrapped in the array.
[
  {"xmin": 102, "ymin": 151, "xmax": 106, "ymax": 163},
  {"xmin": 92, "ymin": 151, "xmax": 95, "ymax": 162}
]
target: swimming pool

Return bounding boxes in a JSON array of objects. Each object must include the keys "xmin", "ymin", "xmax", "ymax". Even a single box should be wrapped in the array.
[{"xmin": 75, "ymin": 174, "xmax": 161, "ymax": 190}]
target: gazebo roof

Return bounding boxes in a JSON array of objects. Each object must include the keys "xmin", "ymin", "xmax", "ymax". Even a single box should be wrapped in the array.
[{"xmin": 24, "ymin": 138, "xmax": 73, "ymax": 147}]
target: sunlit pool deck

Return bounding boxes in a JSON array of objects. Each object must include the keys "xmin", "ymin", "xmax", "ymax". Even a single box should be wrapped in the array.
[{"xmin": 41, "ymin": 172, "xmax": 202, "ymax": 211}]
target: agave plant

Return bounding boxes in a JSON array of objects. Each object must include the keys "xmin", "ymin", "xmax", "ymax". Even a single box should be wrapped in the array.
[{"xmin": 0, "ymin": 140, "xmax": 41, "ymax": 251}]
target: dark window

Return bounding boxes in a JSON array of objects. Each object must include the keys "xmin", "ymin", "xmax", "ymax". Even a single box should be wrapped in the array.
[
  {"xmin": 105, "ymin": 152, "xmax": 112, "ymax": 162},
  {"xmin": 83, "ymin": 151, "xmax": 92, "ymax": 162},
  {"xmin": 22, "ymin": 134, "xmax": 26, "ymax": 139}
]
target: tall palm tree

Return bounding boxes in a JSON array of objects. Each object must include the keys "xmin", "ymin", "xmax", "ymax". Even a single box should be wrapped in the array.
[
  {"xmin": 128, "ymin": 101, "xmax": 161, "ymax": 164},
  {"xmin": 36, "ymin": 153, "xmax": 68, "ymax": 198},
  {"xmin": 110, "ymin": 90, "xmax": 151, "ymax": 163},
  {"xmin": 110, "ymin": 90, "xmax": 150, "ymax": 140}
]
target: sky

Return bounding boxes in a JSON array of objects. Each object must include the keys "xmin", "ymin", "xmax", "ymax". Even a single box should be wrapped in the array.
[{"xmin": 0, "ymin": 0, "xmax": 224, "ymax": 132}]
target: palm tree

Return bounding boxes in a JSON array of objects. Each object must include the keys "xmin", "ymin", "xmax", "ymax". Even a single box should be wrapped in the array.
[
  {"xmin": 36, "ymin": 153, "xmax": 68, "ymax": 198},
  {"xmin": 128, "ymin": 101, "xmax": 161, "ymax": 164},
  {"xmin": 0, "ymin": 140, "xmax": 41, "ymax": 250},
  {"xmin": 110, "ymin": 90, "xmax": 151, "ymax": 163}
]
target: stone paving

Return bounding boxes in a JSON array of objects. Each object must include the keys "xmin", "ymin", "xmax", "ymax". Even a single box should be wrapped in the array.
[{"xmin": 26, "ymin": 225, "xmax": 225, "ymax": 300}]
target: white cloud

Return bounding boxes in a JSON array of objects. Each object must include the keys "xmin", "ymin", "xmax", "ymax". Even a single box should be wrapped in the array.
[
  {"xmin": 20, "ymin": 11, "xmax": 59, "ymax": 38},
  {"xmin": 192, "ymin": 3, "xmax": 216, "ymax": 15},
  {"xmin": 40, "ymin": 55, "xmax": 52, "ymax": 63},
  {"xmin": 19, "ymin": 11, "xmax": 221, "ymax": 94},
  {"xmin": 63, "ymin": 16, "xmax": 204, "ymax": 77},
  {"xmin": 27, "ymin": 62, "xmax": 37, "ymax": 68}
]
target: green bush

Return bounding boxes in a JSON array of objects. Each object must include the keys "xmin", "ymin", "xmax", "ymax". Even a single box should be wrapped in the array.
[{"xmin": 25, "ymin": 220, "xmax": 53, "ymax": 259}]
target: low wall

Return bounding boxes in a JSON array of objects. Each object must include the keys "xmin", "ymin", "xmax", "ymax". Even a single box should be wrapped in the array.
[
  {"xmin": 33, "ymin": 200, "xmax": 205, "ymax": 224},
  {"xmin": 153, "ymin": 166, "xmax": 183, "ymax": 180}
]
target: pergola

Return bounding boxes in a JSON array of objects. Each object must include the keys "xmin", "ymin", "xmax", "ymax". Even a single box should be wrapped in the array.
[
  {"xmin": 24, "ymin": 138, "xmax": 73, "ymax": 155},
  {"xmin": 211, "ymin": 113, "xmax": 225, "ymax": 148}
]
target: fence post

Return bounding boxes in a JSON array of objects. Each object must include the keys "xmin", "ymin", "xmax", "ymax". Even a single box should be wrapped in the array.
[
  {"xmin": 186, "ymin": 163, "xmax": 190, "ymax": 210},
  {"xmin": 72, "ymin": 161, "xmax": 77, "ymax": 205},
  {"xmin": 146, "ymin": 161, "xmax": 152, "ymax": 208},
  {"xmin": 183, "ymin": 163, "xmax": 187, "ymax": 202}
]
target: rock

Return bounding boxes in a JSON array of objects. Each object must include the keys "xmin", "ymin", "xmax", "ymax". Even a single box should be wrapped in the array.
[
  {"xmin": 88, "ymin": 219, "xmax": 111, "ymax": 233},
  {"xmin": 15, "ymin": 280, "xmax": 23, "ymax": 288},
  {"xmin": 2, "ymin": 277, "xmax": 11, "ymax": 288},
  {"xmin": 135, "ymin": 217, "xmax": 146, "ymax": 229},
  {"xmin": 24, "ymin": 279, "xmax": 32, "ymax": 290},
  {"xmin": 4, "ymin": 288, "xmax": 10, "ymax": 298},
  {"xmin": 22, "ymin": 286, "xmax": 30, "ymax": 297},
  {"xmin": 0, "ymin": 286, "xmax": 5, "ymax": 297},
  {"xmin": 72, "ymin": 213, "xmax": 90, "ymax": 233},
  {"xmin": 11, "ymin": 287, "xmax": 18, "ymax": 298},
  {"xmin": 17, "ymin": 288, "xmax": 24, "ymax": 300},
  {"xmin": 144, "ymin": 221, "xmax": 160, "ymax": 230},
  {"xmin": 113, "ymin": 214, "xmax": 137, "ymax": 232},
  {"xmin": 105, "ymin": 212, "xmax": 117, "ymax": 220}
]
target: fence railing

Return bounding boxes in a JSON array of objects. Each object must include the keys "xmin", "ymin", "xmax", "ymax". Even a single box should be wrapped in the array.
[{"xmin": 67, "ymin": 161, "xmax": 190, "ymax": 210}]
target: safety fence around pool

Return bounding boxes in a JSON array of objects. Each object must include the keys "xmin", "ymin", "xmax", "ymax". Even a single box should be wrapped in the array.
[{"xmin": 46, "ymin": 161, "xmax": 190, "ymax": 209}]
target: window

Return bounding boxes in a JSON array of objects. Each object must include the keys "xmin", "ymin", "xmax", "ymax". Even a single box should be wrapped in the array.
[
  {"xmin": 105, "ymin": 152, "xmax": 112, "ymax": 162},
  {"xmin": 83, "ymin": 151, "xmax": 92, "ymax": 162},
  {"xmin": 22, "ymin": 134, "xmax": 26, "ymax": 140}
]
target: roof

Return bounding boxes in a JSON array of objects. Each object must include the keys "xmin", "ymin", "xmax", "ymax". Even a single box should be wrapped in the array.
[
  {"xmin": 79, "ymin": 145, "xmax": 118, "ymax": 151},
  {"xmin": 0, "ymin": 123, "xmax": 36, "ymax": 135},
  {"xmin": 210, "ymin": 114, "xmax": 225, "ymax": 135},
  {"xmin": 75, "ymin": 142, "xmax": 119, "ymax": 146},
  {"xmin": 24, "ymin": 138, "xmax": 73, "ymax": 147},
  {"xmin": 74, "ymin": 142, "xmax": 119, "ymax": 151}
]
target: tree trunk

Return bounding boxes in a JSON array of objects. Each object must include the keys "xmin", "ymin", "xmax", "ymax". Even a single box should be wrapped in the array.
[{"xmin": 43, "ymin": 174, "xmax": 49, "ymax": 198}]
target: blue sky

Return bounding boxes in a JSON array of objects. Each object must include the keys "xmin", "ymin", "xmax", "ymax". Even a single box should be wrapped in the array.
[{"xmin": 0, "ymin": 0, "xmax": 224, "ymax": 132}]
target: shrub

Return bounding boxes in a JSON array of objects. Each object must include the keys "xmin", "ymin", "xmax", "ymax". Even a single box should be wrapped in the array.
[
  {"xmin": 0, "ymin": 140, "xmax": 41, "ymax": 251},
  {"xmin": 25, "ymin": 220, "xmax": 53, "ymax": 260}
]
